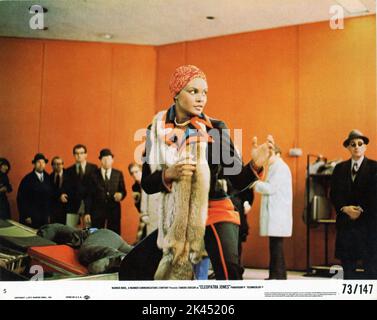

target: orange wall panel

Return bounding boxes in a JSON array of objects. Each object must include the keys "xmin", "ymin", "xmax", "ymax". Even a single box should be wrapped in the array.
[
  {"xmin": 39, "ymin": 40, "xmax": 113, "ymax": 165},
  {"xmin": 0, "ymin": 39, "xmax": 156, "ymax": 244},
  {"xmin": 0, "ymin": 38, "xmax": 44, "ymax": 220},
  {"xmin": 110, "ymin": 44, "xmax": 157, "ymax": 244},
  {"xmin": 155, "ymin": 43, "xmax": 187, "ymax": 110}
]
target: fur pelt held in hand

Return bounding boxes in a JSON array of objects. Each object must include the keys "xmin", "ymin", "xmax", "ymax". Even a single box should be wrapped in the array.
[{"xmin": 148, "ymin": 111, "xmax": 210, "ymax": 280}]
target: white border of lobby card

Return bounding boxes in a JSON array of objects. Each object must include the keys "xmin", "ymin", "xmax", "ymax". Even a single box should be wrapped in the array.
[
  {"xmin": 0, "ymin": 1, "xmax": 377, "ymax": 303},
  {"xmin": 1, "ymin": 280, "xmax": 377, "ymax": 300}
]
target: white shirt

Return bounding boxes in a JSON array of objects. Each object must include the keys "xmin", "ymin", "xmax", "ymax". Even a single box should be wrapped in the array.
[
  {"xmin": 34, "ymin": 171, "xmax": 44, "ymax": 182},
  {"xmin": 351, "ymin": 156, "xmax": 364, "ymax": 172},
  {"xmin": 101, "ymin": 168, "xmax": 112, "ymax": 181},
  {"xmin": 76, "ymin": 162, "xmax": 87, "ymax": 175}
]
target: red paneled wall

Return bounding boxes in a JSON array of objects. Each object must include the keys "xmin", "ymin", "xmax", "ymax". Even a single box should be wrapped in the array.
[{"xmin": 0, "ymin": 38, "xmax": 156, "ymax": 245}]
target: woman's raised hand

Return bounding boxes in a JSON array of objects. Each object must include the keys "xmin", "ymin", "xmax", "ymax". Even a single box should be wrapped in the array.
[{"xmin": 164, "ymin": 155, "xmax": 197, "ymax": 182}]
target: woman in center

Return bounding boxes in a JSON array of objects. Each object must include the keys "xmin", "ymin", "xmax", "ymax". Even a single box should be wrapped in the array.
[{"xmin": 142, "ymin": 65, "xmax": 273, "ymax": 280}]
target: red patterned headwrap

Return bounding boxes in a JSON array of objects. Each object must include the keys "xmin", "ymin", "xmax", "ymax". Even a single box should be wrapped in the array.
[{"xmin": 169, "ymin": 65, "xmax": 207, "ymax": 98}]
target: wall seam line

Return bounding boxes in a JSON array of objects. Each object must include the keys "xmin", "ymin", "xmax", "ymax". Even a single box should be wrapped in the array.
[{"xmin": 37, "ymin": 41, "xmax": 46, "ymax": 152}]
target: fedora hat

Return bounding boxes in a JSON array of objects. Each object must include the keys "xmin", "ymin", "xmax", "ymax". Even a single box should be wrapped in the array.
[
  {"xmin": 343, "ymin": 129, "xmax": 369, "ymax": 148},
  {"xmin": 32, "ymin": 153, "xmax": 48, "ymax": 164},
  {"xmin": 99, "ymin": 148, "xmax": 114, "ymax": 159}
]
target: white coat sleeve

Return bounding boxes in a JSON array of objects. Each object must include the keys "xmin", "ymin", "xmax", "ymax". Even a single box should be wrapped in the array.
[{"xmin": 254, "ymin": 163, "xmax": 281, "ymax": 195}]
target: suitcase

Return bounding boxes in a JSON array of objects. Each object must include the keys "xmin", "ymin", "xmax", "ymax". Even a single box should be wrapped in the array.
[
  {"xmin": 28, "ymin": 245, "xmax": 88, "ymax": 276},
  {"xmin": 0, "ymin": 219, "xmax": 56, "ymax": 252}
]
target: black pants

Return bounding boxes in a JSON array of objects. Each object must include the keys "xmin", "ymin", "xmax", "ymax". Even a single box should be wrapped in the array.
[
  {"xmin": 339, "ymin": 227, "xmax": 377, "ymax": 279},
  {"xmin": 238, "ymin": 239, "xmax": 245, "ymax": 276},
  {"xmin": 366, "ymin": 234, "xmax": 377, "ymax": 279},
  {"xmin": 205, "ymin": 222, "xmax": 242, "ymax": 280},
  {"xmin": 365, "ymin": 255, "xmax": 377, "ymax": 279},
  {"xmin": 23, "ymin": 214, "xmax": 49, "ymax": 229},
  {"xmin": 342, "ymin": 256, "xmax": 377, "ymax": 280},
  {"xmin": 50, "ymin": 205, "xmax": 66, "ymax": 225},
  {"xmin": 91, "ymin": 205, "xmax": 121, "ymax": 235},
  {"xmin": 269, "ymin": 237, "xmax": 287, "ymax": 279},
  {"xmin": 0, "ymin": 197, "xmax": 11, "ymax": 220},
  {"xmin": 341, "ymin": 259, "xmax": 362, "ymax": 280}
]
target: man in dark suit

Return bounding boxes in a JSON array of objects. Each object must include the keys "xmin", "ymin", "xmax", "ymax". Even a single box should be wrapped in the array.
[
  {"xmin": 17, "ymin": 153, "xmax": 53, "ymax": 229},
  {"xmin": 128, "ymin": 162, "xmax": 148, "ymax": 242},
  {"xmin": 0, "ymin": 158, "xmax": 12, "ymax": 220},
  {"xmin": 87, "ymin": 149, "xmax": 126, "ymax": 235},
  {"xmin": 49, "ymin": 156, "xmax": 68, "ymax": 224},
  {"xmin": 60, "ymin": 144, "xmax": 98, "ymax": 227},
  {"xmin": 330, "ymin": 130, "xmax": 377, "ymax": 279}
]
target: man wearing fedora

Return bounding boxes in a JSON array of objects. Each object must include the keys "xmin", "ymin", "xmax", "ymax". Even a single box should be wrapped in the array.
[
  {"xmin": 60, "ymin": 144, "xmax": 98, "ymax": 227},
  {"xmin": 17, "ymin": 153, "xmax": 53, "ymax": 228},
  {"xmin": 86, "ymin": 149, "xmax": 126, "ymax": 235},
  {"xmin": 330, "ymin": 130, "xmax": 377, "ymax": 279}
]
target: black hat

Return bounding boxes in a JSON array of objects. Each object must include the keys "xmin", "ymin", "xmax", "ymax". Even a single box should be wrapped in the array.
[
  {"xmin": 32, "ymin": 153, "xmax": 48, "ymax": 164},
  {"xmin": 99, "ymin": 148, "xmax": 114, "ymax": 159},
  {"xmin": 343, "ymin": 129, "xmax": 369, "ymax": 148},
  {"xmin": 0, "ymin": 158, "xmax": 11, "ymax": 172}
]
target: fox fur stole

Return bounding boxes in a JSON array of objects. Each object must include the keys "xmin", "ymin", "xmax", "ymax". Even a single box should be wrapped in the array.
[{"xmin": 148, "ymin": 111, "xmax": 210, "ymax": 280}]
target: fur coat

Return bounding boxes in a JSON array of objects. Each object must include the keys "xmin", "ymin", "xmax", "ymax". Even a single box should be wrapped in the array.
[{"xmin": 148, "ymin": 111, "xmax": 210, "ymax": 280}]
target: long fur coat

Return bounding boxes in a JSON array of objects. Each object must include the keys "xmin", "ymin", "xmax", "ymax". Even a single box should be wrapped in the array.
[{"xmin": 148, "ymin": 111, "xmax": 210, "ymax": 280}]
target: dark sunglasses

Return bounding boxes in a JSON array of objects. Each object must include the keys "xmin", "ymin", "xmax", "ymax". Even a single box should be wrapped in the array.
[{"xmin": 350, "ymin": 141, "xmax": 364, "ymax": 148}]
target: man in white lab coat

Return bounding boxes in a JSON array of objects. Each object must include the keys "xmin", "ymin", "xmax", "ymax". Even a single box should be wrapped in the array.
[{"xmin": 253, "ymin": 146, "xmax": 293, "ymax": 279}]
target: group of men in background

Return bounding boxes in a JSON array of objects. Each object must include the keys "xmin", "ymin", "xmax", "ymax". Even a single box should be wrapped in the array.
[{"xmin": 16, "ymin": 144, "xmax": 126, "ymax": 235}]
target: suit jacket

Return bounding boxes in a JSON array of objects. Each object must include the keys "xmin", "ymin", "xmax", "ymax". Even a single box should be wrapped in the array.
[
  {"xmin": 89, "ymin": 168, "xmax": 126, "ymax": 215},
  {"xmin": 0, "ymin": 172, "xmax": 12, "ymax": 219},
  {"xmin": 50, "ymin": 170, "xmax": 68, "ymax": 211},
  {"xmin": 330, "ymin": 157, "xmax": 377, "ymax": 260},
  {"xmin": 132, "ymin": 182, "xmax": 142, "ymax": 212},
  {"xmin": 17, "ymin": 170, "xmax": 53, "ymax": 228},
  {"xmin": 61, "ymin": 162, "xmax": 98, "ymax": 214}
]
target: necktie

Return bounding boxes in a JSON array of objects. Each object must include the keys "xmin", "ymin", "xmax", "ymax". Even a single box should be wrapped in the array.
[
  {"xmin": 104, "ymin": 170, "xmax": 110, "ymax": 200},
  {"xmin": 78, "ymin": 165, "xmax": 84, "ymax": 180},
  {"xmin": 40, "ymin": 174, "xmax": 44, "ymax": 182},
  {"xmin": 56, "ymin": 174, "xmax": 61, "ymax": 188},
  {"xmin": 352, "ymin": 163, "xmax": 358, "ymax": 181}
]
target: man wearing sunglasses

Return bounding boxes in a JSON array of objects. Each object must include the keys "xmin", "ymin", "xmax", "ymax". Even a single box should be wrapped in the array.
[{"xmin": 330, "ymin": 130, "xmax": 377, "ymax": 279}]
